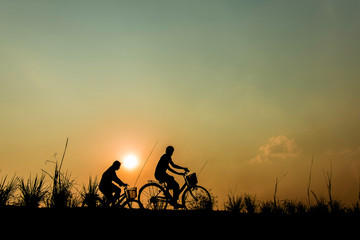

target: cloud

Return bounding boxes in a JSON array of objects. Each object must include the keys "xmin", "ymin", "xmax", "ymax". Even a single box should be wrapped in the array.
[
  {"xmin": 251, "ymin": 135, "xmax": 302, "ymax": 163},
  {"xmin": 324, "ymin": 147, "xmax": 360, "ymax": 181},
  {"xmin": 325, "ymin": 146, "xmax": 360, "ymax": 157}
]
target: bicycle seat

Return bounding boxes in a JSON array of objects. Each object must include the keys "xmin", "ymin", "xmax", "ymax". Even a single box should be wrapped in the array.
[{"xmin": 160, "ymin": 181, "xmax": 167, "ymax": 188}]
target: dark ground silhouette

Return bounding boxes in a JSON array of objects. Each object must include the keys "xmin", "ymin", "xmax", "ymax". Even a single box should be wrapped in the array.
[{"xmin": 0, "ymin": 207, "xmax": 359, "ymax": 240}]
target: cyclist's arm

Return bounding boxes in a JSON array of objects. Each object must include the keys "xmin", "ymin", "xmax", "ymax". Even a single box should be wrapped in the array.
[
  {"xmin": 167, "ymin": 166, "xmax": 182, "ymax": 175},
  {"xmin": 112, "ymin": 171, "xmax": 126, "ymax": 186},
  {"xmin": 169, "ymin": 160, "xmax": 188, "ymax": 173}
]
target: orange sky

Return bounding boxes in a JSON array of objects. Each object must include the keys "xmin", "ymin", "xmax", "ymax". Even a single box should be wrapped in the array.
[{"xmin": 1, "ymin": 1, "xmax": 360, "ymax": 208}]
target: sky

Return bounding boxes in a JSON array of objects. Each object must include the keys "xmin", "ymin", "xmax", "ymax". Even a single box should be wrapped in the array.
[{"xmin": 1, "ymin": 0, "xmax": 360, "ymax": 207}]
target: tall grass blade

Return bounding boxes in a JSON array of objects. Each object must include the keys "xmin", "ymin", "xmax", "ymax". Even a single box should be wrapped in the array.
[
  {"xmin": 58, "ymin": 137, "xmax": 69, "ymax": 174},
  {"xmin": 307, "ymin": 155, "xmax": 315, "ymax": 206}
]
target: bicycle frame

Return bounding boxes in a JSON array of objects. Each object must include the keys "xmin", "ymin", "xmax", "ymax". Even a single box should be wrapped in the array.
[
  {"xmin": 138, "ymin": 171, "xmax": 212, "ymax": 210},
  {"xmin": 179, "ymin": 175, "xmax": 191, "ymax": 197},
  {"xmin": 114, "ymin": 186, "xmax": 136, "ymax": 207},
  {"xmin": 161, "ymin": 173, "xmax": 193, "ymax": 203},
  {"xmin": 115, "ymin": 192, "xmax": 127, "ymax": 206}
]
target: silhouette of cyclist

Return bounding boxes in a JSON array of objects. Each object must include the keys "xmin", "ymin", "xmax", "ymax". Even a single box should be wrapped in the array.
[
  {"xmin": 99, "ymin": 160, "xmax": 128, "ymax": 206},
  {"xmin": 155, "ymin": 146, "xmax": 189, "ymax": 207}
]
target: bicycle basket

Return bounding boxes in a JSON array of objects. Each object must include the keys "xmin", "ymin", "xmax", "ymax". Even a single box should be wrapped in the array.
[
  {"xmin": 125, "ymin": 187, "xmax": 137, "ymax": 200},
  {"xmin": 185, "ymin": 173, "xmax": 198, "ymax": 187}
]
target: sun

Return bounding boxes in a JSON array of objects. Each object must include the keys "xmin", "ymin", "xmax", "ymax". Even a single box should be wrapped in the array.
[{"xmin": 122, "ymin": 154, "xmax": 139, "ymax": 170}]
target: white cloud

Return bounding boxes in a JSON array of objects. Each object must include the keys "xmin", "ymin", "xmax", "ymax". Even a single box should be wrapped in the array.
[{"xmin": 251, "ymin": 135, "xmax": 302, "ymax": 163}]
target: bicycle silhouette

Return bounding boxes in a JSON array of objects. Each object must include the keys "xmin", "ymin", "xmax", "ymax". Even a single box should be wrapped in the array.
[
  {"xmin": 101, "ymin": 186, "xmax": 143, "ymax": 209},
  {"xmin": 138, "ymin": 172, "xmax": 212, "ymax": 210}
]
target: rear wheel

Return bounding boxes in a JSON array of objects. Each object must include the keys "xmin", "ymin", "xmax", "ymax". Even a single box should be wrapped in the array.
[
  {"xmin": 138, "ymin": 183, "xmax": 168, "ymax": 210},
  {"xmin": 182, "ymin": 185, "xmax": 212, "ymax": 210}
]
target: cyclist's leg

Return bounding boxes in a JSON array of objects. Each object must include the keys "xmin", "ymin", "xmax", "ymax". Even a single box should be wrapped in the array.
[
  {"xmin": 111, "ymin": 183, "xmax": 121, "ymax": 205},
  {"xmin": 99, "ymin": 184, "xmax": 113, "ymax": 207},
  {"xmin": 164, "ymin": 175, "xmax": 180, "ymax": 203}
]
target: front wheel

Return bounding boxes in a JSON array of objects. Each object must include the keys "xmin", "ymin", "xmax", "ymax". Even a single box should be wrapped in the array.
[
  {"xmin": 121, "ymin": 199, "xmax": 143, "ymax": 210},
  {"xmin": 182, "ymin": 185, "xmax": 212, "ymax": 210}
]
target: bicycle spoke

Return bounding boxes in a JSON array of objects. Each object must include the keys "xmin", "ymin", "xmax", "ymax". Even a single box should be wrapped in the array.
[
  {"xmin": 122, "ymin": 200, "xmax": 142, "ymax": 210},
  {"xmin": 138, "ymin": 183, "xmax": 168, "ymax": 210},
  {"xmin": 183, "ymin": 186, "xmax": 212, "ymax": 210}
]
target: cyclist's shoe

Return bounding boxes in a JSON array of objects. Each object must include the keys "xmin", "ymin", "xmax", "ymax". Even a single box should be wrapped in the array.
[
  {"xmin": 172, "ymin": 202, "xmax": 182, "ymax": 209},
  {"xmin": 170, "ymin": 199, "xmax": 182, "ymax": 209}
]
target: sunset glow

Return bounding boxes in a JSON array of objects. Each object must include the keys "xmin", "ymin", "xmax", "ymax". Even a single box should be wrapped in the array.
[
  {"xmin": 1, "ymin": 1, "xmax": 360, "ymax": 208},
  {"xmin": 122, "ymin": 154, "xmax": 139, "ymax": 170}
]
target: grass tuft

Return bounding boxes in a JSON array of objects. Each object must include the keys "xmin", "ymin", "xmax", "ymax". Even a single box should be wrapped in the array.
[
  {"xmin": 18, "ymin": 174, "xmax": 47, "ymax": 208},
  {"xmin": 224, "ymin": 187, "xmax": 244, "ymax": 213},
  {"xmin": 0, "ymin": 173, "xmax": 18, "ymax": 207},
  {"xmin": 81, "ymin": 176, "xmax": 100, "ymax": 208}
]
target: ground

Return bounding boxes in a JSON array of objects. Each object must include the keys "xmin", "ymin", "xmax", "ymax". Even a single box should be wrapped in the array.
[{"xmin": 0, "ymin": 208, "xmax": 359, "ymax": 237}]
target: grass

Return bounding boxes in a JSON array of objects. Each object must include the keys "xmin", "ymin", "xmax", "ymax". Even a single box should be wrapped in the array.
[
  {"xmin": 81, "ymin": 176, "xmax": 101, "ymax": 208},
  {"xmin": 0, "ymin": 139, "xmax": 359, "ymax": 215},
  {"xmin": 0, "ymin": 173, "xmax": 18, "ymax": 207},
  {"xmin": 42, "ymin": 137, "xmax": 78, "ymax": 208},
  {"xmin": 224, "ymin": 190, "xmax": 359, "ymax": 215},
  {"xmin": 18, "ymin": 174, "xmax": 47, "ymax": 208},
  {"xmin": 307, "ymin": 155, "xmax": 314, "ymax": 205},
  {"xmin": 273, "ymin": 171, "xmax": 288, "ymax": 209},
  {"xmin": 1, "ymin": 167, "xmax": 359, "ymax": 214},
  {"xmin": 223, "ymin": 157, "xmax": 360, "ymax": 215},
  {"xmin": 43, "ymin": 161, "xmax": 77, "ymax": 208},
  {"xmin": 224, "ymin": 189, "xmax": 244, "ymax": 213},
  {"xmin": 243, "ymin": 193, "xmax": 257, "ymax": 214}
]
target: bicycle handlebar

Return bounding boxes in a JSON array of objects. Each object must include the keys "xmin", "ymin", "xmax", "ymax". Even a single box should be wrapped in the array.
[{"xmin": 182, "ymin": 170, "xmax": 192, "ymax": 180}]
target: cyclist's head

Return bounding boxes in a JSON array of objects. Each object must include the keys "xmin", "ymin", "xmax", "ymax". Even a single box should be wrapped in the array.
[
  {"xmin": 112, "ymin": 160, "xmax": 121, "ymax": 170},
  {"xmin": 166, "ymin": 146, "xmax": 174, "ymax": 155}
]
